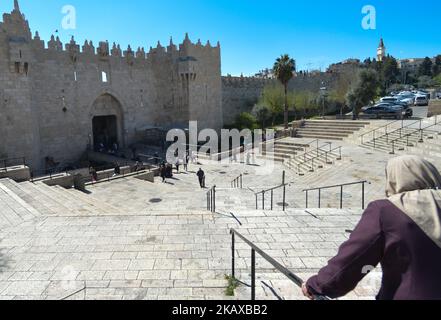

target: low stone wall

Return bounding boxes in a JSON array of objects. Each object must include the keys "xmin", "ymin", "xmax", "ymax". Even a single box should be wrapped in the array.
[
  {"xmin": 0, "ymin": 166, "xmax": 31, "ymax": 182},
  {"xmin": 134, "ymin": 171, "xmax": 155, "ymax": 183},
  {"xmin": 43, "ymin": 174, "xmax": 75, "ymax": 189}
]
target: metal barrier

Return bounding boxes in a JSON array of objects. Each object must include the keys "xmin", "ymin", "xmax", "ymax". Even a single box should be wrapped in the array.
[
  {"xmin": 0, "ymin": 157, "xmax": 26, "ymax": 172},
  {"xmin": 363, "ymin": 117, "xmax": 441, "ymax": 149},
  {"xmin": 303, "ymin": 180, "xmax": 369, "ymax": 209},
  {"xmin": 231, "ymin": 174, "xmax": 243, "ymax": 189},
  {"xmin": 389, "ymin": 116, "xmax": 440, "ymax": 154},
  {"xmin": 255, "ymin": 171, "xmax": 287, "ymax": 211},
  {"xmin": 360, "ymin": 119, "xmax": 401, "ymax": 144},
  {"xmin": 230, "ymin": 229, "xmax": 329, "ymax": 300},
  {"xmin": 296, "ymin": 146, "xmax": 342, "ymax": 173},
  {"xmin": 206, "ymin": 185, "xmax": 216, "ymax": 213}
]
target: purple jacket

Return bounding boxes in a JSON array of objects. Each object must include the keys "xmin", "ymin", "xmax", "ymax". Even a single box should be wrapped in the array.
[{"xmin": 307, "ymin": 200, "xmax": 441, "ymax": 300}]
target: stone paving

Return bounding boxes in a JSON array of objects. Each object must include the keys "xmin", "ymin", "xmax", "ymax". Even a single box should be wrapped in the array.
[{"xmin": 0, "ymin": 137, "xmax": 422, "ymax": 300}]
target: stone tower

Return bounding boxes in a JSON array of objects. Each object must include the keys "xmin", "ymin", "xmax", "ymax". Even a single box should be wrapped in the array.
[
  {"xmin": 377, "ymin": 38, "xmax": 386, "ymax": 62},
  {"xmin": 0, "ymin": 1, "xmax": 224, "ymax": 172}
]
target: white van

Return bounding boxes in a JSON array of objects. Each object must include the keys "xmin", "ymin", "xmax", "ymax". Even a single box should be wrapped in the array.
[{"xmin": 415, "ymin": 95, "xmax": 429, "ymax": 106}]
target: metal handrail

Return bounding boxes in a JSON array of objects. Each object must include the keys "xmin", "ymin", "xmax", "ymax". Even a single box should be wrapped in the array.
[
  {"xmin": 388, "ymin": 118, "xmax": 441, "ymax": 154},
  {"xmin": 206, "ymin": 185, "xmax": 216, "ymax": 213},
  {"xmin": 255, "ymin": 171, "xmax": 287, "ymax": 211},
  {"xmin": 303, "ymin": 180, "xmax": 369, "ymax": 209},
  {"xmin": 0, "ymin": 157, "xmax": 27, "ymax": 172},
  {"xmin": 359, "ymin": 119, "xmax": 401, "ymax": 141},
  {"xmin": 230, "ymin": 229, "xmax": 329, "ymax": 301},
  {"xmin": 296, "ymin": 142, "xmax": 331, "ymax": 162},
  {"xmin": 231, "ymin": 174, "xmax": 243, "ymax": 189},
  {"xmin": 295, "ymin": 146, "xmax": 342, "ymax": 173},
  {"xmin": 363, "ymin": 119, "xmax": 424, "ymax": 147}
]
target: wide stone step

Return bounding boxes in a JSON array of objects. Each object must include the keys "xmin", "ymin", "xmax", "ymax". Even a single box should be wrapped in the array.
[
  {"xmin": 18, "ymin": 181, "xmax": 76, "ymax": 215},
  {"xmin": 295, "ymin": 133, "xmax": 345, "ymax": 141},
  {"xmin": 302, "ymin": 124, "xmax": 365, "ymax": 131},
  {"xmin": 36, "ymin": 182, "xmax": 99, "ymax": 215},
  {"xmin": 0, "ymin": 180, "xmax": 40, "ymax": 228},
  {"xmin": 2, "ymin": 179, "xmax": 67, "ymax": 216},
  {"xmin": 63, "ymin": 187, "xmax": 121, "ymax": 214}
]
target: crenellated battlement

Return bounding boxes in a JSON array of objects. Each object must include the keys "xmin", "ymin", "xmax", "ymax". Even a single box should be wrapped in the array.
[
  {"xmin": 222, "ymin": 75, "xmax": 273, "ymax": 88},
  {"xmin": 0, "ymin": 2, "xmax": 219, "ymax": 64},
  {"xmin": 25, "ymin": 31, "xmax": 220, "ymax": 62}
]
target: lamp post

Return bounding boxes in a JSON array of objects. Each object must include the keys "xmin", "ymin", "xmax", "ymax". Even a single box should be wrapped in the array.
[{"xmin": 320, "ymin": 84, "xmax": 328, "ymax": 119}]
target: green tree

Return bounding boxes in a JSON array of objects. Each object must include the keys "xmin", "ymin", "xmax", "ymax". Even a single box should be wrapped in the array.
[
  {"xmin": 233, "ymin": 112, "xmax": 258, "ymax": 131},
  {"xmin": 382, "ymin": 55, "xmax": 400, "ymax": 89},
  {"xmin": 346, "ymin": 69, "xmax": 379, "ymax": 119},
  {"xmin": 417, "ymin": 76, "xmax": 436, "ymax": 89},
  {"xmin": 419, "ymin": 57, "xmax": 433, "ymax": 77},
  {"xmin": 273, "ymin": 54, "xmax": 296, "ymax": 129},
  {"xmin": 432, "ymin": 55, "xmax": 441, "ymax": 77},
  {"xmin": 259, "ymin": 84, "xmax": 284, "ymax": 126},
  {"xmin": 252, "ymin": 104, "xmax": 271, "ymax": 129}
]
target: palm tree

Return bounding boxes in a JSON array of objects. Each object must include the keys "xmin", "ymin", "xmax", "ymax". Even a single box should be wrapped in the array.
[{"xmin": 273, "ymin": 54, "xmax": 296, "ymax": 129}]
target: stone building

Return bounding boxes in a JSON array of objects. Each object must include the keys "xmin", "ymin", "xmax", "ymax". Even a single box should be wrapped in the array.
[{"xmin": 0, "ymin": 1, "xmax": 222, "ymax": 171}]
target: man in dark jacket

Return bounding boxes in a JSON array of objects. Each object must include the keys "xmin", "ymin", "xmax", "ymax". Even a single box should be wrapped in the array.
[{"xmin": 197, "ymin": 168, "xmax": 205, "ymax": 188}]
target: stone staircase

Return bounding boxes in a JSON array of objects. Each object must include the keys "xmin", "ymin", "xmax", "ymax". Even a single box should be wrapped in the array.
[
  {"xmin": 0, "ymin": 178, "xmax": 120, "ymax": 220},
  {"xmin": 284, "ymin": 147, "xmax": 343, "ymax": 176},
  {"xmin": 296, "ymin": 120, "xmax": 370, "ymax": 140},
  {"xmin": 0, "ymin": 179, "xmax": 41, "ymax": 229},
  {"xmin": 260, "ymin": 140, "xmax": 310, "ymax": 163}
]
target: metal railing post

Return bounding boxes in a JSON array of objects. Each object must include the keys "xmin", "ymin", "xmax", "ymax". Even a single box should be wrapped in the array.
[
  {"xmin": 340, "ymin": 185, "xmax": 344, "ymax": 209},
  {"xmin": 306, "ymin": 190, "xmax": 309, "ymax": 208},
  {"xmin": 213, "ymin": 186, "xmax": 216, "ymax": 213},
  {"xmin": 255, "ymin": 194, "xmax": 258, "ymax": 210},
  {"xmin": 231, "ymin": 233, "xmax": 235, "ymax": 279},
  {"xmin": 251, "ymin": 249, "xmax": 256, "ymax": 301},
  {"xmin": 318, "ymin": 189, "xmax": 321, "ymax": 208},
  {"xmin": 362, "ymin": 182, "xmax": 366, "ymax": 210}
]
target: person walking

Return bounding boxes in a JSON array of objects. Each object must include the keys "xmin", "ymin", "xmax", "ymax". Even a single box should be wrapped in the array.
[
  {"xmin": 197, "ymin": 168, "xmax": 205, "ymax": 188},
  {"xmin": 160, "ymin": 165, "xmax": 166, "ymax": 183},
  {"xmin": 302, "ymin": 155, "xmax": 441, "ymax": 300},
  {"xmin": 113, "ymin": 163, "xmax": 121, "ymax": 177},
  {"xmin": 184, "ymin": 152, "xmax": 189, "ymax": 172},
  {"xmin": 90, "ymin": 166, "xmax": 98, "ymax": 183},
  {"xmin": 175, "ymin": 159, "xmax": 181, "ymax": 173}
]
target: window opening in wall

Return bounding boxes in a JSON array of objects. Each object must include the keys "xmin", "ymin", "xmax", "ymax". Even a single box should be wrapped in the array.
[
  {"xmin": 101, "ymin": 71, "xmax": 108, "ymax": 83},
  {"xmin": 19, "ymin": 50, "xmax": 22, "ymax": 59},
  {"xmin": 24, "ymin": 63, "xmax": 29, "ymax": 75},
  {"xmin": 14, "ymin": 62, "xmax": 20, "ymax": 73}
]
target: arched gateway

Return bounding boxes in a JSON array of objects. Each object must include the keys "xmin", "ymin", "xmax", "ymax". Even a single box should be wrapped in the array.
[{"xmin": 90, "ymin": 94, "xmax": 124, "ymax": 151}]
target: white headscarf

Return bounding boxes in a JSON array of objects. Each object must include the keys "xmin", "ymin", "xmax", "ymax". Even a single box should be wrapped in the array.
[{"xmin": 386, "ymin": 155, "xmax": 441, "ymax": 249}]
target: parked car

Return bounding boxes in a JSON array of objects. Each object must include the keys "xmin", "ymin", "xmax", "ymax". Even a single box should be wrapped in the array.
[
  {"xmin": 437, "ymin": 92, "xmax": 441, "ymax": 99},
  {"xmin": 415, "ymin": 95, "xmax": 429, "ymax": 106},
  {"xmin": 416, "ymin": 91, "xmax": 431, "ymax": 101},
  {"xmin": 379, "ymin": 96, "xmax": 399, "ymax": 104},
  {"xmin": 397, "ymin": 93, "xmax": 416, "ymax": 106},
  {"xmin": 363, "ymin": 103, "xmax": 413, "ymax": 119}
]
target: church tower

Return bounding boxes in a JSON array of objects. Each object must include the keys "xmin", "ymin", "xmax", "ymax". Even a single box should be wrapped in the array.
[{"xmin": 377, "ymin": 38, "xmax": 386, "ymax": 62}]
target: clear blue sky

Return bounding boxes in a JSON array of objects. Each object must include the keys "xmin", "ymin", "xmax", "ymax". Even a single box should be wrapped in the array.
[{"xmin": 2, "ymin": 0, "xmax": 441, "ymax": 75}]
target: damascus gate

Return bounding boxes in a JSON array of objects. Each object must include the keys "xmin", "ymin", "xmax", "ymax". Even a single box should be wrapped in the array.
[{"xmin": 0, "ymin": 1, "xmax": 224, "ymax": 171}]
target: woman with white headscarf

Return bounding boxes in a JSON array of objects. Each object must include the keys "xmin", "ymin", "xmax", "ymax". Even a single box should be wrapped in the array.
[{"xmin": 303, "ymin": 155, "xmax": 441, "ymax": 300}]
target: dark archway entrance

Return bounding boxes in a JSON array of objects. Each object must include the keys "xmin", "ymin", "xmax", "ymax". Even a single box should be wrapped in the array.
[
  {"xmin": 92, "ymin": 115, "xmax": 118, "ymax": 151},
  {"xmin": 90, "ymin": 94, "xmax": 124, "ymax": 151}
]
